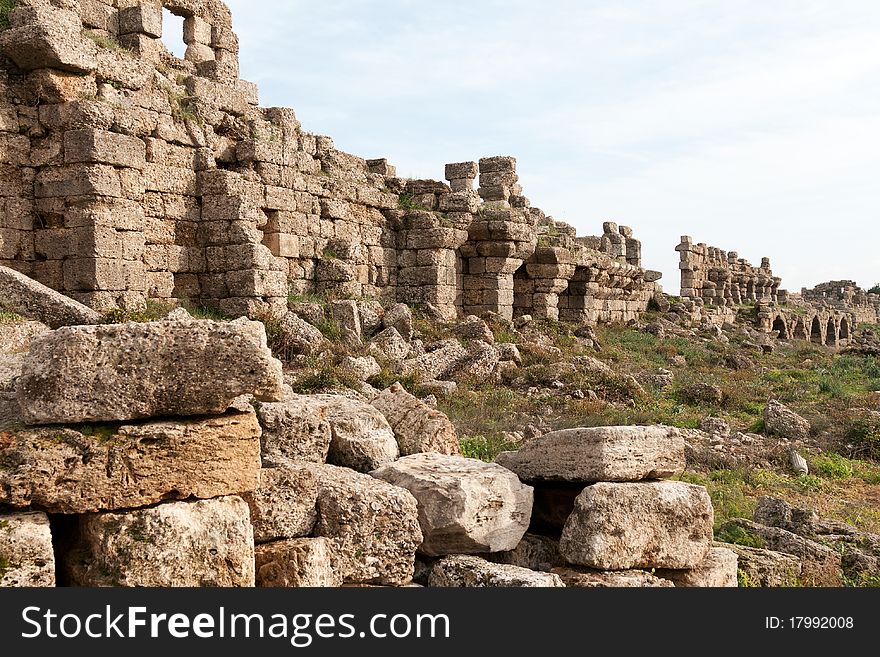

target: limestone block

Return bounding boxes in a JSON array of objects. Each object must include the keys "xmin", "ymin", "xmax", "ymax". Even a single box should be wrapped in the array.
[
  {"xmin": 241, "ymin": 459, "xmax": 318, "ymax": 544},
  {"xmin": 371, "ymin": 382, "xmax": 461, "ymax": 456},
  {"xmin": 0, "ymin": 264, "xmax": 101, "ymax": 328},
  {"xmin": 310, "ymin": 463, "xmax": 422, "ymax": 586},
  {"xmin": 338, "ymin": 355, "xmax": 382, "ymax": 382},
  {"xmin": 330, "ymin": 299, "xmax": 362, "ymax": 340},
  {"xmin": 445, "ymin": 161, "xmax": 478, "ymax": 180},
  {"xmin": 372, "ymin": 453, "xmax": 532, "ymax": 556},
  {"xmin": 429, "ymin": 555, "xmax": 563, "ymax": 587},
  {"xmin": 368, "ymin": 327, "xmax": 411, "ymax": 363},
  {"xmin": 256, "ymin": 392, "xmax": 332, "ymax": 463},
  {"xmin": 656, "ymin": 547, "xmax": 739, "ymax": 587},
  {"xmin": 495, "ymin": 425, "xmax": 685, "ymax": 484},
  {"xmin": 479, "ymin": 156, "xmax": 517, "ymax": 173},
  {"xmin": 315, "ymin": 394, "xmax": 399, "ymax": 473},
  {"xmin": 551, "ymin": 567, "xmax": 673, "ymax": 588},
  {"xmin": 0, "ymin": 5, "xmax": 97, "ymax": 74},
  {"xmin": 118, "ymin": 4, "xmax": 163, "ymax": 38},
  {"xmin": 560, "ymin": 481, "xmax": 713, "ymax": 570},
  {"xmin": 718, "ymin": 542, "xmax": 801, "ymax": 587},
  {"xmin": 255, "ymin": 538, "xmax": 342, "ymax": 588},
  {"xmin": 0, "ymin": 511, "xmax": 55, "ymax": 587},
  {"xmin": 64, "ymin": 128, "xmax": 146, "ymax": 169},
  {"xmin": 16, "ymin": 318, "xmax": 284, "ymax": 424},
  {"xmin": 65, "ymin": 497, "xmax": 255, "ymax": 587},
  {"xmin": 0, "ymin": 412, "xmax": 261, "ymax": 514},
  {"xmin": 763, "ymin": 400, "xmax": 811, "ymax": 441}
]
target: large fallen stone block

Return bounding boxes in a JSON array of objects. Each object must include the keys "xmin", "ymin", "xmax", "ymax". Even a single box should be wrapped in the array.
[
  {"xmin": 551, "ymin": 567, "xmax": 674, "ymax": 588},
  {"xmin": 496, "ymin": 425, "xmax": 684, "ymax": 483},
  {"xmin": 370, "ymin": 383, "xmax": 461, "ymax": 455},
  {"xmin": 717, "ymin": 542, "xmax": 801, "ymax": 587},
  {"xmin": 317, "ymin": 394, "xmax": 399, "ymax": 472},
  {"xmin": 16, "ymin": 318, "xmax": 284, "ymax": 425},
  {"xmin": 0, "ymin": 265, "xmax": 101, "ymax": 328},
  {"xmin": 0, "ymin": 511, "xmax": 55, "ymax": 587},
  {"xmin": 560, "ymin": 481, "xmax": 713, "ymax": 570},
  {"xmin": 257, "ymin": 393, "xmax": 332, "ymax": 462},
  {"xmin": 0, "ymin": 412, "xmax": 261, "ymax": 513},
  {"xmin": 764, "ymin": 400, "xmax": 811, "ymax": 441},
  {"xmin": 310, "ymin": 463, "xmax": 422, "ymax": 586},
  {"xmin": 64, "ymin": 496, "xmax": 255, "ymax": 587},
  {"xmin": 372, "ymin": 453, "xmax": 532, "ymax": 556},
  {"xmin": 241, "ymin": 458, "xmax": 317, "ymax": 543},
  {"xmin": 656, "ymin": 547, "xmax": 738, "ymax": 587},
  {"xmin": 720, "ymin": 519, "xmax": 841, "ymax": 586},
  {"xmin": 255, "ymin": 538, "xmax": 342, "ymax": 588},
  {"xmin": 429, "ymin": 555, "xmax": 564, "ymax": 587}
]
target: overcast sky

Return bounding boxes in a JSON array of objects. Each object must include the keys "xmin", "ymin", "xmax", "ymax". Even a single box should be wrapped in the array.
[{"xmin": 214, "ymin": 0, "xmax": 880, "ymax": 292}]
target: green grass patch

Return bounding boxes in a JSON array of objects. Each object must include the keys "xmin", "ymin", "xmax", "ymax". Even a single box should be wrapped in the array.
[
  {"xmin": 84, "ymin": 30, "xmax": 131, "ymax": 54},
  {"xmin": 715, "ymin": 523, "xmax": 766, "ymax": 549},
  {"xmin": 102, "ymin": 300, "xmax": 173, "ymax": 324},
  {"xmin": 0, "ymin": 309, "xmax": 24, "ymax": 323},
  {"xmin": 459, "ymin": 433, "xmax": 520, "ymax": 462},
  {"xmin": 810, "ymin": 453, "xmax": 854, "ymax": 479},
  {"xmin": 0, "ymin": 0, "xmax": 16, "ymax": 31}
]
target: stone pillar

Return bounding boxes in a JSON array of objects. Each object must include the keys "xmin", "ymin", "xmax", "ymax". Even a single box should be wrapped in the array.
[
  {"xmin": 478, "ymin": 156, "xmax": 520, "ymax": 208},
  {"xmin": 600, "ymin": 222, "xmax": 626, "ymax": 260},
  {"xmin": 620, "ymin": 225, "xmax": 641, "ymax": 267}
]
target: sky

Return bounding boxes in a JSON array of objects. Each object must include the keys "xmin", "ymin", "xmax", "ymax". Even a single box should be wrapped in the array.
[{"xmin": 208, "ymin": 0, "xmax": 880, "ymax": 292}]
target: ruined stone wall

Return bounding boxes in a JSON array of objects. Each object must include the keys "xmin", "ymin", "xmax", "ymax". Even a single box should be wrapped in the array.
[
  {"xmin": 0, "ymin": 0, "xmax": 661, "ymax": 324},
  {"xmin": 677, "ymin": 236, "xmax": 782, "ymax": 306},
  {"xmin": 801, "ymin": 281, "xmax": 880, "ymax": 326}
]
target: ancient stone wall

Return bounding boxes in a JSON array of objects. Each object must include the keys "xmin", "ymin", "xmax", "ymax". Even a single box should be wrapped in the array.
[
  {"xmin": 676, "ymin": 236, "xmax": 781, "ymax": 306},
  {"xmin": 801, "ymin": 281, "xmax": 880, "ymax": 326},
  {"xmin": 0, "ymin": 0, "xmax": 660, "ymax": 324}
]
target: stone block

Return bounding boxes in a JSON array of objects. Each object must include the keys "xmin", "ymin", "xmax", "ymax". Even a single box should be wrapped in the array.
[
  {"xmin": 429, "ymin": 555, "xmax": 563, "ymax": 587},
  {"xmin": 16, "ymin": 318, "xmax": 284, "ymax": 424},
  {"xmin": 65, "ymin": 497, "xmax": 255, "ymax": 587},
  {"xmin": 255, "ymin": 538, "xmax": 342, "ymax": 588},
  {"xmin": 495, "ymin": 425, "xmax": 685, "ymax": 483},
  {"xmin": 64, "ymin": 129, "xmax": 146, "ymax": 169},
  {"xmin": 560, "ymin": 481, "xmax": 713, "ymax": 570},
  {"xmin": 0, "ymin": 413, "xmax": 261, "ymax": 514},
  {"xmin": 0, "ymin": 511, "xmax": 55, "ymax": 587},
  {"xmin": 118, "ymin": 4, "xmax": 163, "ymax": 38}
]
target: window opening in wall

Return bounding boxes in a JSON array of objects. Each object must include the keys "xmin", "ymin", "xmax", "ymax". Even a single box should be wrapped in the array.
[{"xmin": 162, "ymin": 8, "xmax": 187, "ymax": 59}]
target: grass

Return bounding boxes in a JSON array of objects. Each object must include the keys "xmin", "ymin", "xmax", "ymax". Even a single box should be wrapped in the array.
[
  {"xmin": 459, "ymin": 433, "xmax": 521, "ymax": 462},
  {"xmin": 0, "ymin": 0, "xmax": 15, "ymax": 31},
  {"xmin": 102, "ymin": 300, "xmax": 173, "ymax": 324},
  {"xmin": 398, "ymin": 193, "xmax": 431, "ymax": 212},
  {"xmin": 0, "ymin": 309, "xmax": 24, "ymax": 323},
  {"xmin": 84, "ymin": 30, "xmax": 132, "ymax": 55},
  {"xmin": 289, "ymin": 292, "xmax": 329, "ymax": 306}
]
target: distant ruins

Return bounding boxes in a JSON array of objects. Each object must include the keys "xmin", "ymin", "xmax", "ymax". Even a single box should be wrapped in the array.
[
  {"xmin": 677, "ymin": 237, "xmax": 879, "ymax": 347},
  {"xmin": 0, "ymin": 0, "xmax": 875, "ymax": 337}
]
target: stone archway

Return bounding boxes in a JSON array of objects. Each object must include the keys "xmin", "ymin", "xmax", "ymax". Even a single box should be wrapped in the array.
[
  {"xmin": 826, "ymin": 318, "xmax": 837, "ymax": 347},
  {"xmin": 793, "ymin": 318, "xmax": 808, "ymax": 340},
  {"xmin": 513, "ymin": 262, "xmax": 533, "ymax": 318},
  {"xmin": 772, "ymin": 316, "xmax": 788, "ymax": 339},
  {"xmin": 810, "ymin": 316, "xmax": 823, "ymax": 344},
  {"xmin": 839, "ymin": 317, "xmax": 850, "ymax": 341}
]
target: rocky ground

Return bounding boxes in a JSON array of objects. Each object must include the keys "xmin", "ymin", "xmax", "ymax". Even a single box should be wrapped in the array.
[{"xmin": 2, "ymin": 293, "xmax": 880, "ymax": 588}]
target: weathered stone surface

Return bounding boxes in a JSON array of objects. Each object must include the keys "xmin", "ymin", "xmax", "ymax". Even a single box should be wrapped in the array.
[
  {"xmin": 718, "ymin": 542, "xmax": 801, "ymax": 587},
  {"xmin": 429, "ymin": 555, "xmax": 564, "ymax": 587},
  {"xmin": 310, "ymin": 463, "xmax": 422, "ymax": 585},
  {"xmin": 490, "ymin": 533, "xmax": 562, "ymax": 572},
  {"xmin": 656, "ymin": 547, "xmax": 739, "ymax": 587},
  {"xmin": 764, "ymin": 400, "xmax": 811, "ymax": 441},
  {"xmin": 241, "ymin": 458, "xmax": 317, "ymax": 543},
  {"xmin": 720, "ymin": 519, "xmax": 840, "ymax": 586},
  {"xmin": 256, "ymin": 392, "xmax": 332, "ymax": 463},
  {"xmin": 330, "ymin": 300, "xmax": 362, "ymax": 341},
  {"xmin": 275, "ymin": 312, "xmax": 328, "ymax": 357},
  {"xmin": 552, "ymin": 567, "xmax": 674, "ymax": 588},
  {"xmin": 317, "ymin": 394, "xmax": 399, "ymax": 472},
  {"xmin": 0, "ymin": 321, "xmax": 51, "ymax": 356},
  {"xmin": 678, "ymin": 383, "xmax": 723, "ymax": 405},
  {"xmin": 0, "ymin": 511, "xmax": 55, "ymax": 587},
  {"xmin": 401, "ymin": 342, "xmax": 468, "ymax": 381},
  {"xmin": 368, "ymin": 327, "xmax": 411, "ymax": 362},
  {"xmin": 370, "ymin": 382, "xmax": 461, "ymax": 456},
  {"xmin": 338, "ymin": 355, "xmax": 382, "ymax": 382},
  {"xmin": 382, "ymin": 303, "xmax": 413, "ymax": 340},
  {"xmin": 65, "ymin": 497, "xmax": 255, "ymax": 587},
  {"xmin": 495, "ymin": 425, "xmax": 685, "ymax": 483},
  {"xmin": 16, "ymin": 318, "xmax": 284, "ymax": 425},
  {"xmin": 560, "ymin": 481, "xmax": 713, "ymax": 570},
  {"xmin": 0, "ymin": 5, "xmax": 97, "ymax": 74},
  {"xmin": 0, "ymin": 265, "xmax": 101, "ymax": 328},
  {"xmin": 255, "ymin": 538, "xmax": 341, "ymax": 588},
  {"xmin": 0, "ymin": 412, "xmax": 261, "ymax": 514},
  {"xmin": 371, "ymin": 453, "xmax": 533, "ymax": 556}
]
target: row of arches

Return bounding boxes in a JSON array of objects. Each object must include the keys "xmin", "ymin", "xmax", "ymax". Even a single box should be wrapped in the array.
[{"xmin": 772, "ymin": 314, "xmax": 851, "ymax": 347}]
